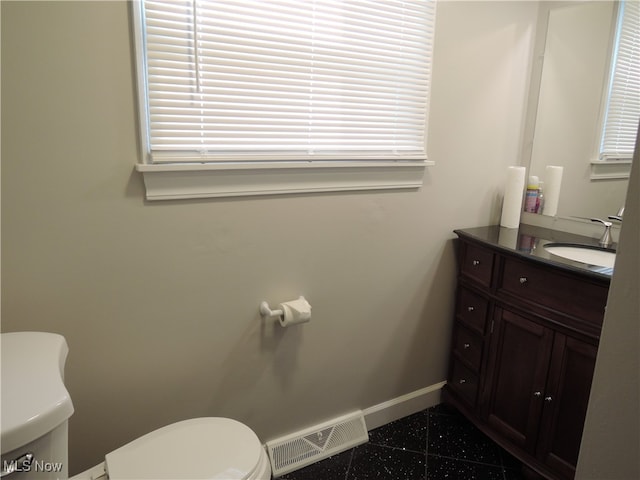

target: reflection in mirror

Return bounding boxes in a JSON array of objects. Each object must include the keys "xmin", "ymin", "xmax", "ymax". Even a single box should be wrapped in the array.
[{"xmin": 526, "ymin": 1, "xmax": 635, "ymax": 220}]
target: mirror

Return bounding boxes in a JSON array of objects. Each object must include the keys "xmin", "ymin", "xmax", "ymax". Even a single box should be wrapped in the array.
[{"xmin": 524, "ymin": 1, "xmax": 631, "ymax": 220}]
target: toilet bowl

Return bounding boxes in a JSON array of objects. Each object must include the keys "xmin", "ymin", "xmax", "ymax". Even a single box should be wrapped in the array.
[
  {"xmin": 1, "ymin": 332, "xmax": 271, "ymax": 480},
  {"xmin": 73, "ymin": 418, "xmax": 271, "ymax": 480}
]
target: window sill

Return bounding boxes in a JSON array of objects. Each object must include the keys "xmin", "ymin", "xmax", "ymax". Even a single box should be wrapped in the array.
[
  {"xmin": 135, "ymin": 160, "xmax": 432, "ymax": 201},
  {"xmin": 590, "ymin": 159, "xmax": 632, "ymax": 180}
]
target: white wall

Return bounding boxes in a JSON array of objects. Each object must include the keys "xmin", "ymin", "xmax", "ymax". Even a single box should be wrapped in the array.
[
  {"xmin": 576, "ymin": 127, "xmax": 640, "ymax": 479},
  {"xmin": 1, "ymin": 1, "xmax": 539, "ymax": 474}
]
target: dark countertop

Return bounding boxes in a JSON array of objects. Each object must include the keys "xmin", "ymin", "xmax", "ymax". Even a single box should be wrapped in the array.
[{"xmin": 454, "ymin": 224, "xmax": 614, "ymax": 282}]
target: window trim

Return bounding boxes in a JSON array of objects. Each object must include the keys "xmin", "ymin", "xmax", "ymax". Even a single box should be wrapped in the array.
[
  {"xmin": 135, "ymin": 160, "xmax": 431, "ymax": 201},
  {"xmin": 589, "ymin": 158, "xmax": 633, "ymax": 181},
  {"xmin": 131, "ymin": 1, "xmax": 433, "ymax": 200}
]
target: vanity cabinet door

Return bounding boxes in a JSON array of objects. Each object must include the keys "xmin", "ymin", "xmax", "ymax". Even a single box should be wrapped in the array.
[
  {"xmin": 483, "ymin": 307, "xmax": 554, "ymax": 454},
  {"xmin": 536, "ymin": 335, "xmax": 597, "ymax": 479}
]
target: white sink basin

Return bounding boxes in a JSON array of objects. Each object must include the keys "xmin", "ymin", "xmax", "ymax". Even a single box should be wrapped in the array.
[{"xmin": 543, "ymin": 243, "xmax": 616, "ymax": 268}]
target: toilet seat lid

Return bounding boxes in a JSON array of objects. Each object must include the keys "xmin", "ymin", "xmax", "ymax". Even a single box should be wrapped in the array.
[{"xmin": 105, "ymin": 417, "xmax": 263, "ymax": 480}]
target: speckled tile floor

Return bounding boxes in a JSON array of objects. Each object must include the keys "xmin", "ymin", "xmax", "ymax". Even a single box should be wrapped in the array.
[{"xmin": 278, "ymin": 404, "xmax": 525, "ymax": 480}]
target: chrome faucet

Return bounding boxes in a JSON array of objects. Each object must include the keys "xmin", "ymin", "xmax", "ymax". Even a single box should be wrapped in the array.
[
  {"xmin": 591, "ymin": 218, "xmax": 614, "ymax": 248},
  {"xmin": 608, "ymin": 206, "xmax": 624, "ymax": 222}
]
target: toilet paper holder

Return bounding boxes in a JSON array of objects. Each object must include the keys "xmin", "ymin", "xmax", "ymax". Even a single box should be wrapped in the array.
[
  {"xmin": 259, "ymin": 296, "xmax": 312, "ymax": 326},
  {"xmin": 259, "ymin": 301, "xmax": 284, "ymax": 319}
]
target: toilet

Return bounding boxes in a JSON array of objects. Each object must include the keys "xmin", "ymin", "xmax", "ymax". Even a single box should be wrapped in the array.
[{"xmin": 0, "ymin": 332, "xmax": 271, "ymax": 480}]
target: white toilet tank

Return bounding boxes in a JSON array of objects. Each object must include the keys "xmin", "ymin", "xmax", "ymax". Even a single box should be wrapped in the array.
[{"xmin": 1, "ymin": 332, "xmax": 74, "ymax": 479}]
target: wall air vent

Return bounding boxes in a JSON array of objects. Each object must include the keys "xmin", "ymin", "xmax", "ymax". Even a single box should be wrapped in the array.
[{"xmin": 265, "ymin": 410, "xmax": 368, "ymax": 477}]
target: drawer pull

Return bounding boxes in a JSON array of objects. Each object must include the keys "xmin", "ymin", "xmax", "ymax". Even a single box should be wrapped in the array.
[
  {"xmin": 533, "ymin": 391, "xmax": 542, "ymax": 397},
  {"xmin": 467, "ymin": 306, "xmax": 475, "ymax": 312},
  {"xmin": 544, "ymin": 396, "xmax": 553, "ymax": 403},
  {"xmin": 463, "ymin": 343, "xmax": 471, "ymax": 349},
  {"xmin": 459, "ymin": 379, "xmax": 467, "ymax": 384},
  {"xmin": 472, "ymin": 260, "xmax": 481, "ymax": 266},
  {"xmin": 519, "ymin": 276, "xmax": 528, "ymax": 284}
]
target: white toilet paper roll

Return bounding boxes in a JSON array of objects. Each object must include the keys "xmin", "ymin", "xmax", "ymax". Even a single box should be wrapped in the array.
[
  {"xmin": 500, "ymin": 166, "xmax": 526, "ymax": 228},
  {"xmin": 542, "ymin": 165, "xmax": 563, "ymax": 217},
  {"xmin": 278, "ymin": 296, "xmax": 312, "ymax": 327}
]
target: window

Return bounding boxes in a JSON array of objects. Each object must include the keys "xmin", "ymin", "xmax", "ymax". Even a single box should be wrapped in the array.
[
  {"xmin": 594, "ymin": 0, "xmax": 639, "ymax": 178},
  {"xmin": 133, "ymin": 0, "xmax": 436, "ymax": 200}
]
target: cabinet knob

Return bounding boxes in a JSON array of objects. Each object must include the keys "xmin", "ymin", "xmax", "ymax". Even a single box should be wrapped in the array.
[
  {"xmin": 463, "ymin": 343, "xmax": 471, "ymax": 349},
  {"xmin": 519, "ymin": 277, "xmax": 528, "ymax": 284},
  {"xmin": 472, "ymin": 260, "xmax": 481, "ymax": 266},
  {"xmin": 467, "ymin": 306, "xmax": 475, "ymax": 312},
  {"xmin": 544, "ymin": 396, "xmax": 553, "ymax": 402},
  {"xmin": 533, "ymin": 391, "xmax": 542, "ymax": 397},
  {"xmin": 459, "ymin": 379, "xmax": 467, "ymax": 384}
]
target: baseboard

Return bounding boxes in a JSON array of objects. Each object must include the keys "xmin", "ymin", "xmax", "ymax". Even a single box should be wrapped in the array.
[{"xmin": 362, "ymin": 381, "xmax": 447, "ymax": 431}]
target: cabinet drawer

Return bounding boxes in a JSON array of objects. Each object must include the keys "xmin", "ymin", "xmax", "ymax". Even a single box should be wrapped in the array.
[
  {"xmin": 452, "ymin": 323, "xmax": 483, "ymax": 371},
  {"xmin": 449, "ymin": 360, "xmax": 479, "ymax": 407},
  {"xmin": 498, "ymin": 256, "xmax": 608, "ymax": 326},
  {"xmin": 456, "ymin": 287, "xmax": 489, "ymax": 334},
  {"xmin": 461, "ymin": 242, "xmax": 494, "ymax": 287}
]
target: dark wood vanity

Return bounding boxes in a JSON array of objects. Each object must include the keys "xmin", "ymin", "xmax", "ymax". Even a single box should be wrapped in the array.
[{"xmin": 443, "ymin": 225, "xmax": 611, "ymax": 480}]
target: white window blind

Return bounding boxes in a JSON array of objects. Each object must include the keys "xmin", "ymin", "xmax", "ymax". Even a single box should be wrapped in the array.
[
  {"xmin": 138, "ymin": 0, "xmax": 435, "ymax": 165},
  {"xmin": 600, "ymin": 0, "xmax": 640, "ymax": 161}
]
